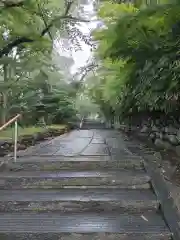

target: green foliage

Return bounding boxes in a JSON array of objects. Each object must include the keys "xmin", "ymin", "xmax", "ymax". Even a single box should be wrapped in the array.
[
  {"xmin": 88, "ymin": 0, "xmax": 180, "ymax": 121},
  {"xmin": 0, "ymin": 0, "xmax": 91, "ymax": 126},
  {"xmin": 0, "ymin": 0, "xmax": 80, "ymax": 53}
]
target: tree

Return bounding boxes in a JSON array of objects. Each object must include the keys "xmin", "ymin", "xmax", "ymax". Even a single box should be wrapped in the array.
[
  {"xmin": 0, "ymin": 0, "xmax": 89, "ymax": 58},
  {"xmin": 0, "ymin": 0, "xmax": 93, "ymax": 125},
  {"xmin": 87, "ymin": 0, "xmax": 180, "ymax": 125}
]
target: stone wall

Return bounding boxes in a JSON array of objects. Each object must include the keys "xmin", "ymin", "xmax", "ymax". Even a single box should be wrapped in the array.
[{"xmin": 120, "ymin": 122, "xmax": 180, "ymax": 157}]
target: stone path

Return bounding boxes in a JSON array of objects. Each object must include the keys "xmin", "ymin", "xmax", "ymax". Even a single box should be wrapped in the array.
[{"xmin": 0, "ymin": 129, "xmax": 172, "ymax": 239}]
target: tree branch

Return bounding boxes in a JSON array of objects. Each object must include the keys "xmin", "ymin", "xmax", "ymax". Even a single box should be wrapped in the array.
[
  {"xmin": 0, "ymin": 37, "xmax": 33, "ymax": 57},
  {"xmin": 64, "ymin": 0, "xmax": 74, "ymax": 16},
  {"xmin": 37, "ymin": 2, "xmax": 53, "ymax": 41},
  {"xmin": 41, "ymin": 15, "xmax": 89, "ymax": 37},
  {"xmin": 0, "ymin": 0, "xmax": 88, "ymax": 58},
  {"xmin": 75, "ymin": 62, "xmax": 98, "ymax": 82},
  {"xmin": 0, "ymin": 0, "xmax": 24, "ymax": 8}
]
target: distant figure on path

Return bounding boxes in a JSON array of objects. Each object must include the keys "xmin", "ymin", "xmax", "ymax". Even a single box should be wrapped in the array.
[{"xmin": 79, "ymin": 117, "xmax": 84, "ymax": 129}]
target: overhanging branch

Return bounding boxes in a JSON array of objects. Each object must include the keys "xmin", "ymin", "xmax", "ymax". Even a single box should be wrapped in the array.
[
  {"xmin": 0, "ymin": 0, "xmax": 88, "ymax": 58},
  {"xmin": 0, "ymin": 37, "xmax": 33, "ymax": 57},
  {"xmin": 37, "ymin": 2, "xmax": 53, "ymax": 41},
  {"xmin": 0, "ymin": 0, "xmax": 24, "ymax": 8},
  {"xmin": 41, "ymin": 15, "xmax": 89, "ymax": 37},
  {"xmin": 75, "ymin": 62, "xmax": 98, "ymax": 82}
]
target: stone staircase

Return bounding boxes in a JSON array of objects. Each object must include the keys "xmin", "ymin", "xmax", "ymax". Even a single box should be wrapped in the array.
[
  {"xmin": 0, "ymin": 154, "xmax": 172, "ymax": 240},
  {"xmin": 81, "ymin": 119, "xmax": 106, "ymax": 129}
]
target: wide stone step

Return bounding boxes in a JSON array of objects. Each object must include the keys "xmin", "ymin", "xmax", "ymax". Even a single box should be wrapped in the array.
[
  {"xmin": 0, "ymin": 170, "xmax": 151, "ymax": 189},
  {"xmin": 8, "ymin": 155, "xmax": 143, "ymax": 162},
  {"xmin": 0, "ymin": 212, "xmax": 171, "ymax": 240},
  {"xmin": 2, "ymin": 156, "xmax": 144, "ymax": 171},
  {"xmin": 0, "ymin": 233, "xmax": 172, "ymax": 240},
  {"xmin": 0, "ymin": 189, "xmax": 159, "ymax": 213},
  {"xmin": 82, "ymin": 124, "xmax": 105, "ymax": 129}
]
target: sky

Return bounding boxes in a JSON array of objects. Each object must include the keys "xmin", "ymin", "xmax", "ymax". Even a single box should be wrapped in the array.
[
  {"xmin": 70, "ymin": 2, "xmax": 98, "ymax": 74},
  {"xmin": 57, "ymin": 0, "xmax": 99, "ymax": 75}
]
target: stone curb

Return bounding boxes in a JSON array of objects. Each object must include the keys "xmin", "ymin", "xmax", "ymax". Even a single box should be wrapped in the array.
[{"xmin": 123, "ymin": 133, "xmax": 180, "ymax": 240}]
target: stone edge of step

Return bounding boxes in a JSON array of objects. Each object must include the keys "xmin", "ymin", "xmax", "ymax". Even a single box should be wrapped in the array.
[
  {"xmin": 0, "ymin": 233, "xmax": 172, "ymax": 240},
  {"xmin": 0, "ymin": 161, "xmax": 145, "ymax": 173},
  {"xmin": 0, "ymin": 212, "xmax": 170, "ymax": 233},
  {"xmin": 124, "ymin": 138, "xmax": 180, "ymax": 240},
  {"xmin": 0, "ymin": 199, "xmax": 159, "ymax": 213},
  {"xmin": 144, "ymin": 157, "xmax": 180, "ymax": 240}
]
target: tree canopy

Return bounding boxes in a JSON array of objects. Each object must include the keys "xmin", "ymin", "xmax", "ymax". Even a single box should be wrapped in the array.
[
  {"xmin": 0, "ymin": 0, "xmax": 91, "ymax": 126},
  {"xmin": 86, "ymin": 0, "xmax": 180, "ymax": 123}
]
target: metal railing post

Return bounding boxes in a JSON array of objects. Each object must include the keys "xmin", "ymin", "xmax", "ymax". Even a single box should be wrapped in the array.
[
  {"xmin": 14, "ymin": 120, "xmax": 18, "ymax": 162},
  {"xmin": 0, "ymin": 114, "xmax": 20, "ymax": 161}
]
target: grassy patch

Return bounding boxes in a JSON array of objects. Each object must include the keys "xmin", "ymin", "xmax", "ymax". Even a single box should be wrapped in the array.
[
  {"xmin": 0, "ymin": 125, "xmax": 67, "ymax": 140},
  {"xmin": 48, "ymin": 124, "xmax": 67, "ymax": 130}
]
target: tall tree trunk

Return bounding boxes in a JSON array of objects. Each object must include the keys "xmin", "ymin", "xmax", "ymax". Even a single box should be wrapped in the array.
[{"xmin": 1, "ymin": 64, "xmax": 8, "ymax": 125}]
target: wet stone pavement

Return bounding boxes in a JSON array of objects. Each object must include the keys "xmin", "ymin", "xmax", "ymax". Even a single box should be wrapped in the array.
[{"xmin": 0, "ymin": 129, "xmax": 172, "ymax": 239}]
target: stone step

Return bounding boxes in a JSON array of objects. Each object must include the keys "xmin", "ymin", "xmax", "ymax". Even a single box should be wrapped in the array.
[
  {"xmin": 2, "ymin": 156, "xmax": 144, "ymax": 171},
  {"xmin": 7, "ymin": 155, "xmax": 142, "ymax": 162},
  {"xmin": 0, "ymin": 170, "xmax": 151, "ymax": 189},
  {"xmin": 0, "ymin": 212, "xmax": 171, "ymax": 240},
  {"xmin": 0, "ymin": 233, "xmax": 172, "ymax": 240},
  {"xmin": 0, "ymin": 189, "xmax": 159, "ymax": 213}
]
